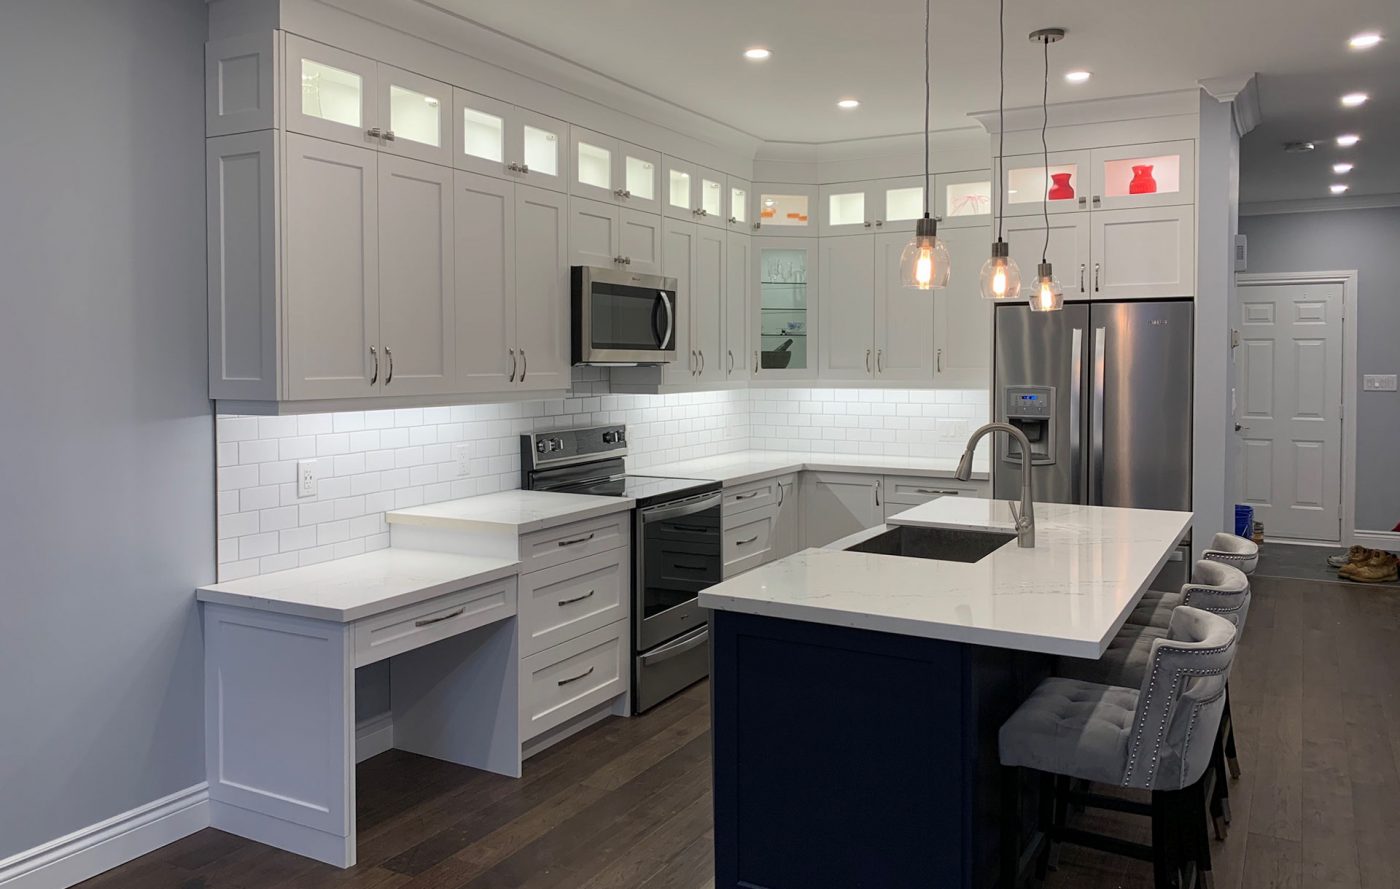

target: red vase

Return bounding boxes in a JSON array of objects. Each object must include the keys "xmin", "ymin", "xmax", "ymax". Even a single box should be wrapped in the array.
[
  {"xmin": 1128, "ymin": 164, "xmax": 1157, "ymax": 194},
  {"xmin": 1047, "ymin": 172, "xmax": 1075, "ymax": 201}
]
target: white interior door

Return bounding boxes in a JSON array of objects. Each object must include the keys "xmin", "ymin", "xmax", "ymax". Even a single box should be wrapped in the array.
[
  {"xmin": 454, "ymin": 171, "xmax": 516, "ymax": 393},
  {"xmin": 1237, "ymin": 279, "xmax": 1345, "ymax": 541}
]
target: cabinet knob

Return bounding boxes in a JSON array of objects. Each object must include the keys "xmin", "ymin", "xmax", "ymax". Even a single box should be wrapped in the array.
[
  {"xmin": 366, "ymin": 126, "xmax": 382, "ymax": 139},
  {"xmin": 875, "ymin": 220, "xmax": 884, "ymax": 227},
  {"xmin": 614, "ymin": 255, "xmax": 627, "ymax": 265},
  {"xmin": 519, "ymin": 163, "xmax": 530, "ymax": 174},
  {"xmin": 728, "ymin": 216, "xmax": 738, "ymax": 224},
  {"xmin": 1078, "ymin": 196, "xmax": 1087, "ymax": 208},
  {"xmin": 864, "ymin": 221, "xmax": 872, "ymax": 228},
  {"xmin": 614, "ymin": 188, "xmax": 628, "ymax": 198},
  {"xmin": 383, "ymin": 129, "xmax": 396, "ymax": 142},
  {"xmin": 507, "ymin": 162, "xmax": 520, "ymax": 172}
]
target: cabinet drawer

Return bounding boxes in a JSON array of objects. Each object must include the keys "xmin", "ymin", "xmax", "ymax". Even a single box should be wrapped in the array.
[
  {"xmin": 520, "ymin": 548, "xmax": 629, "ymax": 657},
  {"xmin": 723, "ymin": 476, "xmax": 780, "ymax": 515},
  {"xmin": 882, "ymin": 476, "xmax": 987, "ymax": 507},
  {"xmin": 723, "ymin": 507, "xmax": 776, "ymax": 577},
  {"xmin": 519, "ymin": 511, "xmax": 629, "ymax": 573},
  {"xmin": 354, "ymin": 576, "xmax": 517, "ymax": 667},
  {"xmin": 520, "ymin": 620, "xmax": 628, "ymax": 741}
]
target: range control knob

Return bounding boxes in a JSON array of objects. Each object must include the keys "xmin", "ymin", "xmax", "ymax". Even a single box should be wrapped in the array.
[
  {"xmin": 535, "ymin": 439, "xmax": 548, "ymax": 454},
  {"xmin": 602, "ymin": 431, "xmax": 618, "ymax": 444},
  {"xmin": 616, "ymin": 429, "xmax": 626, "ymax": 442},
  {"xmin": 548, "ymin": 437, "xmax": 564, "ymax": 452}
]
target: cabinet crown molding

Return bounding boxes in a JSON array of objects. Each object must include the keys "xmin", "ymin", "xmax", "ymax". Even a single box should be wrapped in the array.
[{"xmin": 971, "ymin": 90, "xmax": 1199, "ymax": 135}]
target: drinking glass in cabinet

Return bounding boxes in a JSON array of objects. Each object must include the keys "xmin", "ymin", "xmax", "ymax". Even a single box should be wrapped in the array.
[
  {"xmin": 577, "ymin": 141, "xmax": 611, "ymax": 190},
  {"xmin": 522, "ymin": 126, "xmax": 559, "ymax": 176},
  {"xmin": 388, "ymin": 86, "xmax": 441, "ymax": 147},
  {"xmin": 759, "ymin": 248, "xmax": 809, "ymax": 371},
  {"xmin": 885, "ymin": 186, "xmax": 923, "ymax": 222},
  {"xmin": 945, "ymin": 180, "xmax": 991, "ymax": 217},
  {"xmin": 730, "ymin": 186, "xmax": 748, "ymax": 223},
  {"xmin": 301, "ymin": 60, "xmax": 362, "ymax": 127},
  {"xmin": 626, "ymin": 156, "xmax": 655, "ymax": 201},
  {"xmin": 462, "ymin": 107, "xmax": 504, "ymax": 163},
  {"xmin": 759, "ymin": 194, "xmax": 809, "ymax": 226},
  {"xmin": 828, "ymin": 192, "xmax": 865, "ymax": 227},
  {"xmin": 1007, "ymin": 164, "xmax": 1078, "ymax": 204},
  {"xmin": 669, "ymin": 169, "xmax": 692, "ymax": 210},
  {"xmin": 1102, "ymin": 154, "xmax": 1180, "ymax": 197}
]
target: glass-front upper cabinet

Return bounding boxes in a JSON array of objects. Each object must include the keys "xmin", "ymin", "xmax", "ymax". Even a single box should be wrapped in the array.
[
  {"xmin": 754, "ymin": 241, "xmax": 818, "ymax": 378},
  {"xmin": 819, "ymin": 183, "xmax": 873, "ymax": 237},
  {"xmin": 569, "ymin": 127, "xmax": 658, "ymax": 210},
  {"xmin": 698, "ymin": 167, "xmax": 726, "ymax": 228},
  {"xmin": 881, "ymin": 178, "xmax": 927, "ymax": 232},
  {"xmin": 934, "ymin": 171, "xmax": 993, "ymax": 228},
  {"xmin": 452, "ymin": 88, "xmax": 566, "ymax": 191},
  {"xmin": 663, "ymin": 156, "xmax": 697, "ymax": 222},
  {"xmin": 286, "ymin": 35, "xmax": 378, "ymax": 146},
  {"xmin": 378, "ymin": 65, "xmax": 451, "ymax": 166},
  {"xmin": 1090, "ymin": 141, "xmax": 1194, "ymax": 211},
  {"xmin": 727, "ymin": 178, "xmax": 751, "ymax": 229},
  {"xmin": 621, "ymin": 143, "xmax": 660, "ymax": 212},
  {"xmin": 1000, "ymin": 149, "xmax": 1093, "ymax": 216},
  {"xmin": 755, "ymin": 184, "xmax": 817, "ymax": 237}
]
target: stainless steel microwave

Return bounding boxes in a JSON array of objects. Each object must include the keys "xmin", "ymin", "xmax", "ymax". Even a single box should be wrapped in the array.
[{"xmin": 571, "ymin": 266, "xmax": 678, "ymax": 365}]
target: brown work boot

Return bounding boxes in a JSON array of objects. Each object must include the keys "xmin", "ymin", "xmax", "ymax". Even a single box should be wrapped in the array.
[{"xmin": 1342, "ymin": 551, "xmax": 1399, "ymax": 583}]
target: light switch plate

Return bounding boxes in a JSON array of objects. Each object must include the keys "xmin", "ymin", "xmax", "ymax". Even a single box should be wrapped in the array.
[
  {"xmin": 297, "ymin": 460, "xmax": 319, "ymax": 498},
  {"xmin": 1363, "ymin": 374, "xmax": 1397, "ymax": 392}
]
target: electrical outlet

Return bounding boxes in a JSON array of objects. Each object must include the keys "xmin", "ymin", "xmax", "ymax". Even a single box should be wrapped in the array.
[
  {"xmin": 297, "ymin": 460, "xmax": 319, "ymax": 498},
  {"xmin": 1363, "ymin": 374, "xmax": 1398, "ymax": 392},
  {"xmin": 453, "ymin": 443, "xmax": 473, "ymax": 477}
]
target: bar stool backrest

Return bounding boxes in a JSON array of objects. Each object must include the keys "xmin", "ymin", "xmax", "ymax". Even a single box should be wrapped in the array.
[{"xmin": 1181, "ymin": 560, "xmax": 1252, "ymax": 633}]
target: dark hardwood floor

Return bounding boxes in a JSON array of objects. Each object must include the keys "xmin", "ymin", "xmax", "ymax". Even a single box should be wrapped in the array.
[{"xmin": 83, "ymin": 575, "xmax": 1400, "ymax": 889}]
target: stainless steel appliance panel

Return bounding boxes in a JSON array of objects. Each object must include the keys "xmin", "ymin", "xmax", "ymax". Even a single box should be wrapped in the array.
[
  {"xmin": 635, "ymin": 491, "xmax": 721, "ymax": 651},
  {"xmin": 1091, "ymin": 301, "xmax": 1193, "ymax": 511},
  {"xmin": 993, "ymin": 303, "xmax": 1090, "ymax": 504},
  {"xmin": 634, "ymin": 624, "xmax": 709, "ymax": 713},
  {"xmin": 571, "ymin": 266, "xmax": 679, "ymax": 365}
]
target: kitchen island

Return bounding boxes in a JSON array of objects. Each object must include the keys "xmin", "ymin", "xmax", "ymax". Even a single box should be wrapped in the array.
[{"xmin": 700, "ymin": 498, "xmax": 1191, "ymax": 889}]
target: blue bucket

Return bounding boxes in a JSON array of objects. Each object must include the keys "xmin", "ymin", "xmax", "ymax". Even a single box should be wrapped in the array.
[{"xmin": 1234, "ymin": 505, "xmax": 1255, "ymax": 539}]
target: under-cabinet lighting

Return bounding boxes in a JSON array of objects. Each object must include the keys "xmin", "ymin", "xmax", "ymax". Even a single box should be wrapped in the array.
[
  {"xmin": 1336, "ymin": 133, "xmax": 1361, "ymax": 147},
  {"xmin": 1333, "ymin": 163, "xmax": 1354, "ymax": 174},
  {"xmin": 1330, "ymin": 184, "xmax": 1350, "ymax": 194},
  {"xmin": 1341, "ymin": 92, "xmax": 1369, "ymax": 107}
]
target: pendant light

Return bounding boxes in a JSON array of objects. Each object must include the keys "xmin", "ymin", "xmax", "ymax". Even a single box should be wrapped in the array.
[
  {"xmin": 900, "ymin": 0, "xmax": 950, "ymax": 290},
  {"xmin": 1027, "ymin": 28, "xmax": 1065, "ymax": 312},
  {"xmin": 978, "ymin": 0, "xmax": 1022, "ymax": 300}
]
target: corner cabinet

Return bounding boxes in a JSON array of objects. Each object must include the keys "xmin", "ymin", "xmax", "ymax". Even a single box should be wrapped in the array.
[{"xmin": 751, "ymin": 239, "xmax": 818, "ymax": 381}]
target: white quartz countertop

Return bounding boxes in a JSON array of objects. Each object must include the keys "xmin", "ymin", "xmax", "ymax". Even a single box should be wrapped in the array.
[
  {"xmin": 197, "ymin": 549, "xmax": 520, "ymax": 622},
  {"xmin": 643, "ymin": 450, "xmax": 990, "ymax": 487},
  {"xmin": 698, "ymin": 498, "xmax": 1191, "ymax": 659},
  {"xmin": 386, "ymin": 489, "xmax": 633, "ymax": 534}
]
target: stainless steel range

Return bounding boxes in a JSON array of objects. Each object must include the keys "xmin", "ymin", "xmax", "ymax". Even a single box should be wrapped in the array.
[{"xmin": 521, "ymin": 425, "xmax": 719, "ymax": 712}]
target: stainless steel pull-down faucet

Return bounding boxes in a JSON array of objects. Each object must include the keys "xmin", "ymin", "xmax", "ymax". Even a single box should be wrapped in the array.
[{"xmin": 955, "ymin": 422, "xmax": 1035, "ymax": 548}]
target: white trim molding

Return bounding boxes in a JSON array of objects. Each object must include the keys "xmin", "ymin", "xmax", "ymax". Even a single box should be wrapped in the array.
[
  {"xmin": 1353, "ymin": 530, "xmax": 1400, "ymax": 550},
  {"xmin": 1235, "ymin": 270, "xmax": 1359, "ymax": 547},
  {"xmin": 1198, "ymin": 74, "xmax": 1260, "ymax": 136},
  {"xmin": 0, "ymin": 785, "xmax": 209, "ymax": 889},
  {"xmin": 1241, "ymin": 192, "xmax": 1400, "ymax": 217},
  {"xmin": 355, "ymin": 713, "xmax": 395, "ymax": 764}
]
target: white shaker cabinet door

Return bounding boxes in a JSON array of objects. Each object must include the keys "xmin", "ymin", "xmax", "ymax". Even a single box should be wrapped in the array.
[
  {"xmin": 284, "ymin": 134, "xmax": 381, "ymax": 400},
  {"xmin": 378, "ymin": 156, "xmax": 455, "ymax": 396},
  {"xmin": 618, "ymin": 208, "xmax": 664, "ymax": 276},
  {"xmin": 1090, "ymin": 205, "xmax": 1195, "ymax": 300},
  {"xmin": 454, "ymin": 171, "xmax": 517, "ymax": 393},
  {"xmin": 873, "ymin": 230, "xmax": 935, "ymax": 382},
  {"xmin": 661, "ymin": 219, "xmax": 696, "ymax": 384},
  {"xmin": 931, "ymin": 226, "xmax": 992, "ymax": 386},
  {"xmin": 802, "ymin": 472, "xmax": 882, "ymax": 548},
  {"xmin": 568, "ymin": 196, "xmax": 619, "ymax": 270},
  {"xmin": 818, "ymin": 235, "xmax": 876, "ymax": 381},
  {"xmin": 376, "ymin": 64, "xmax": 452, "ymax": 167},
  {"xmin": 1002, "ymin": 214, "xmax": 1093, "ymax": 300},
  {"xmin": 693, "ymin": 225, "xmax": 727, "ymax": 384},
  {"xmin": 513, "ymin": 185, "xmax": 571, "ymax": 392},
  {"xmin": 284, "ymin": 36, "xmax": 379, "ymax": 149},
  {"xmin": 724, "ymin": 233, "xmax": 751, "ymax": 381}
]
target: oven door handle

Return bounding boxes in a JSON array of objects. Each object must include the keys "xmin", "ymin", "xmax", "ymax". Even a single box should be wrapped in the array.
[
  {"xmin": 639, "ymin": 625, "xmax": 709, "ymax": 667},
  {"xmin": 640, "ymin": 491, "xmax": 722, "ymax": 524}
]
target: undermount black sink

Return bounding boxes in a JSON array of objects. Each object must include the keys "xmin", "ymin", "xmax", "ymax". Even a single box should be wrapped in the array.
[{"xmin": 844, "ymin": 525, "xmax": 1016, "ymax": 563}]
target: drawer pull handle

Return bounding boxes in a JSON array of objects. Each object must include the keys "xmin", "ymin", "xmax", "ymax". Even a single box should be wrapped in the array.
[
  {"xmin": 557, "ymin": 666, "xmax": 596, "ymax": 686},
  {"xmin": 675, "ymin": 563, "xmax": 709, "ymax": 572},
  {"xmin": 557, "ymin": 533, "xmax": 596, "ymax": 548},
  {"xmin": 557, "ymin": 589, "xmax": 596, "ymax": 606},
  {"xmin": 915, "ymin": 489, "xmax": 961, "ymax": 496},
  {"xmin": 414, "ymin": 606, "xmax": 465, "ymax": 628},
  {"xmin": 736, "ymin": 535, "xmax": 759, "ymax": 546},
  {"xmin": 671, "ymin": 523, "xmax": 712, "ymax": 533},
  {"xmin": 733, "ymin": 491, "xmax": 760, "ymax": 501}
]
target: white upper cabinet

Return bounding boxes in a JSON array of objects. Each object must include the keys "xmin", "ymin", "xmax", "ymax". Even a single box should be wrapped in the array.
[
  {"xmin": 873, "ymin": 232, "xmax": 935, "ymax": 382},
  {"xmin": 206, "ymin": 33, "xmax": 277, "ymax": 137},
  {"xmin": 618, "ymin": 208, "xmax": 663, "ymax": 275},
  {"xmin": 513, "ymin": 186, "xmax": 571, "ymax": 390},
  {"xmin": 1090, "ymin": 205, "xmax": 1195, "ymax": 300},
  {"xmin": 1000, "ymin": 149, "xmax": 1094, "ymax": 216},
  {"xmin": 454, "ymin": 171, "xmax": 517, "ymax": 393},
  {"xmin": 693, "ymin": 225, "xmax": 727, "ymax": 383},
  {"xmin": 377, "ymin": 155, "xmax": 455, "ymax": 396},
  {"xmin": 283, "ymin": 134, "xmax": 380, "ymax": 400},
  {"xmin": 663, "ymin": 157, "xmax": 698, "ymax": 222},
  {"xmin": 568, "ymin": 196, "xmax": 661, "ymax": 275},
  {"xmin": 727, "ymin": 178, "xmax": 752, "ymax": 230},
  {"xmin": 452, "ymin": 88, "xmax": 566, "ymax": 191},
  {"xmin": 934, "ymin": 171, "xmax": 993, "ymax": 229},
  {"xmin": 1002, "ymin": 214, "xmax": 1093, "ymax": 300},
  {"xmin": 661, "ymin": 220, "xmax": 696, "ymax": 384},
  {"xmin": 697, "ymin": 166, "xmax": 727, "ymax": 229},
  {"xmin": 753, "ymin": 240, "xmax": 817, "ymax": 378},
  {"xmin": 570, "ymin": 128, "xmax": 660, "ymax": 212},
  {"xmin": 285, "ymin": 36, "xmax": 379, "ymax": 148},
  {"xmin": 819, "ymin": 183, "xmax": 876, "ymax": 237},
  {"xmin": 1089, "ymin": 140, "xmax": 1195, "ymax": 211},
  {"xmin": 377, "ymin": 65, "xmax": 451, "ymax": 166},
  {"xmin": 725, "ymin": 233, "xmax": 751, "ymax": 381},
  {"xmin": 879, "ymin": 176, "xmax": 931, "ymax": 233},
  {"xmin": 932, "ymin": 227, "xmax": 992, "ymax": 385},
  {"xmin": 818, "ymin": 236, "xmax": 876, "ymax": 380},
  {"xmin": 755, "ymin": 184, "xmax": 817, "ymax": 237}
]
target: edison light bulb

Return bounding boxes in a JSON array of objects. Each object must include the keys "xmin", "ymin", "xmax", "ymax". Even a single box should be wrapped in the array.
[
  {"xmin": 1027, "ymin": 262, "xmax": 1064, "ymax": 313},
  {"xmin": 900, "ymin": 217, "xmax": 951, "ymax": 290},
  {"xmin": 978, "ymin": 240, "xmax": 1022, "ymax": 300}
]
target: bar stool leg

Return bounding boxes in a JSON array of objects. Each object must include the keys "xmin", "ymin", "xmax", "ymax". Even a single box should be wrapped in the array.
[
  {"xmin": 1223, "ymin": 690, "xmax": 1241, "ymax": 779},
  {"xmin": 1209, "ymin": 729, "xmax": 1230, "ymax": 839},
  {"xmin": 1150, "ymin": 789, "xmax": 1182, "ymax": 889}
]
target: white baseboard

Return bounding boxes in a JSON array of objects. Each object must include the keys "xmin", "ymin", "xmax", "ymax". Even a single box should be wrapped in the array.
[
  {"xmin": 355, "ymin": 712, "xmax": 394, "ymax": 763},
  {"xmin": 1353, "ymin": 529, "xmax": 1400, "ymax": 549},
  {"xmin": 0, "ymin": 785, "xmax": 209, "ymax": 889}
]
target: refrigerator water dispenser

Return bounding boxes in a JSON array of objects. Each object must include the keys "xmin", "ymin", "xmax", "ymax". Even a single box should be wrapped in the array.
[{"xmin": 1001, "ymin": 386, "xmax": 1055, "ymax": 465}]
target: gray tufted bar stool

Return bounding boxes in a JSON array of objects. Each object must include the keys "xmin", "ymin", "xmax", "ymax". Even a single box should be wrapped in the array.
[
  {"xmin": 999, "ymin": 607, "xmax": 1238, "ymax": 889},
  {"xmin": 1126, "ymin": 561, "xmax": 1251, "ymax": 633},
  {"xmin": 1201, "ymin": 531, "xmax": 1259, "ymax": 575}
]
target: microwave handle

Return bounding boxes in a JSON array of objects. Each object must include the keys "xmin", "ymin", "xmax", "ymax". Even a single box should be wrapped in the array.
[{"xmin": 656, "ymin": 290, "xmax": 674, "ymax": 349}]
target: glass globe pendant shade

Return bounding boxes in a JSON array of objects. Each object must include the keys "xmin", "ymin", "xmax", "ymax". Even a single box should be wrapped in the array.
[
  {"xmin": 978, "ymin": 239, "xmax": 1022, "ymax": 300},
  {"xmin": 1027, "ymin": 262, "xmax": 1065, "ymax": 312},
  {"xmin": 900, "ymin": 216, "xmax": 951, "ymax": 290}
]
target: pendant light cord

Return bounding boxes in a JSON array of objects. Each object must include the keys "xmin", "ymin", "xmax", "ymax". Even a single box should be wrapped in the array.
[
  {"xmin": 923, "ymin": 0, "xmax": 931, "ymax": 218},
  {"xmin": 996, "ymin": 0, "xmax": 1005, "ymax": 242},
  {"xmin": 1040, "ymin": 34, "xmax": 1050, "ymax": 264}
]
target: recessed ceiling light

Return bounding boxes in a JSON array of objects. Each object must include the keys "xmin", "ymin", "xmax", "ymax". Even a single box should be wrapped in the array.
[
  {"xmin": 1336, "ymin": 133, "xmax": 1361, "ymax": 147},
  {"xmin": 1333, "ymin": 162, "xmax": 1354, "ymax": 174},
  {"xmin": 1330, "ymin": 184, "xmax": 1350, "ymax": 194},
  {"xmin": 743, "ymin": 47, "xmax": 772, "ymax": 61},
  {"xmin": 1064, "ymin": 70, "xmax": 1091, "ymax": 84},
  {"xmin": 837, "ymin": 98, "xmax": 861, "ymax": 109},
  {"xmin": 1349, "ymin": 31, "xmax": 1383, "ymax": 50},
  {"xmin": 1341, "ymin": 92, "xmax": 1369, "ymax": 107}
]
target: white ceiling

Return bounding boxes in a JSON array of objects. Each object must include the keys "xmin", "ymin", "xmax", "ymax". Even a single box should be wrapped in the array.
[{"xmin": 428, "ymin": 0, "xmax": 1400, "ymax": 202}]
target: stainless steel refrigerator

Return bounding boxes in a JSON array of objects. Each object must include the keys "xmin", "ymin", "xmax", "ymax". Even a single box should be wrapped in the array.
[{"xmin": 993, "ymin": 300, "xmax": 1193, "ymax": 585}]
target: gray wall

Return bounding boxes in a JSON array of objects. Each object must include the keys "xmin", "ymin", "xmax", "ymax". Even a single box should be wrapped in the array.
[
  {"xmin": 1239, "ymin": 207, "xmax": 1400, "ymax": 531},
  {"xmin": 0, "ymin": 0, "xmax": 212, "ymax": 859}
]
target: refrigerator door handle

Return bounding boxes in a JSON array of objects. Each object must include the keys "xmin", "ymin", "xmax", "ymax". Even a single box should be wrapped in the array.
[
  {"xmin": 1070, "ymin": 327, "xmax": 1083, "ymax": 502},
  {"xmin": 1091, "ymin": 326, "xmax": 1106, "ymax": 505}
]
